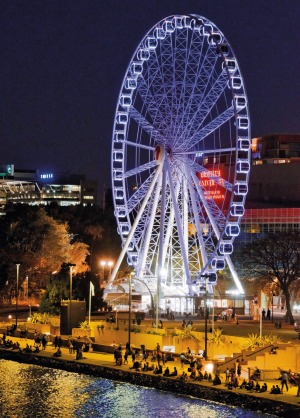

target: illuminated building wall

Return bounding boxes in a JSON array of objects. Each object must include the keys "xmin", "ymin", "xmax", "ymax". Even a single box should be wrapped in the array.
[{"xmin": 0, "ymin": 167, "xmax": 97, "ymax": 210}]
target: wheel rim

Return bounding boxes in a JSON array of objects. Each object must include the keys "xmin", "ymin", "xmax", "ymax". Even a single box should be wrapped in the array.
[{"xmin": 111, "ymin": 15, "xmax": 250, "ymax": 296}]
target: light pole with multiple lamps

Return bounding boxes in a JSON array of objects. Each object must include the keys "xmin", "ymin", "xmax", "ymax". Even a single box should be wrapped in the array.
[{"xmin": 100, "ymin": 260, "xmax": 114, "ymax": 287}]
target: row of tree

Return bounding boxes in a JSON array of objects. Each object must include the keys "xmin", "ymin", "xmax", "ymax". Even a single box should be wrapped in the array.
[
  {"xmin": 0, "ymin": 203, "xmax": 299, "ymax": 322},
  {"xmin": 0, "ymin": 202, "xmax": 121, "ymax": 312}
]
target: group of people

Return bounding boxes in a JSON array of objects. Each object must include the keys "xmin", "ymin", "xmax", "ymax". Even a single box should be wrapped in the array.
[
  {"xmin": 1, "ymin": 332, "xmax": 20, "ymax": 350},
  {"xmin": 261, "ymin": 308, "xmax": 271, "ymax": 320},
  {"xmin": 240, "ymin": 380, "xmax": 268, "ymax": 392},
  {"xmin": 33, "ymin": 332, "xmax": 49, "ymax": 350}
]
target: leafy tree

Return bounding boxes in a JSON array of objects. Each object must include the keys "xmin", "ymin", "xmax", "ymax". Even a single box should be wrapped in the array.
[
  {"xmin": 235, "ymin": 232, "xmax": 300, "ymax": 324},
  {"xmin": 0, "ymin": 206, "xmax": 90, "ymax": 301},
  {"xmin": 39, "ymin": 268, "xmax": 70, "ymax": 315}
]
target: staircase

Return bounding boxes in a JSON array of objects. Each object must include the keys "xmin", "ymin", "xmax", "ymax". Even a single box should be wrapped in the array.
[{"xmin": 216, "ymin": 343, "xmax": 300, "ymax": 379}]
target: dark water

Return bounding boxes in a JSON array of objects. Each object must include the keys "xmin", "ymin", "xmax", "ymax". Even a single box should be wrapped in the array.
[{"xmin": 0, "ymin": 359, "xmax": 274, "ymax": 418}]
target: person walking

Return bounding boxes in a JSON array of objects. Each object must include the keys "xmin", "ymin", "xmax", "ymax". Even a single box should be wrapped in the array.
[
  {"xmin": 225, "ymin": 367, "xmax": 230, "ymax": 384},
  {"xmin": 281, "ymin": 371, "xmax": 289, "ymax": 392}
]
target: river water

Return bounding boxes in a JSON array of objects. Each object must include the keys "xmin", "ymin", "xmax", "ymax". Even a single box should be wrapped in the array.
[{"xmin": 0, "ymin": 359, "xmax": 274, "ymax": 418}]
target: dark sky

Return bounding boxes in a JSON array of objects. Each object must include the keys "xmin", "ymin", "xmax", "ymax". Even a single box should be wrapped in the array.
[{"xmin": 1, "ymin": 0, "xmax": 300, "ymax": 192}]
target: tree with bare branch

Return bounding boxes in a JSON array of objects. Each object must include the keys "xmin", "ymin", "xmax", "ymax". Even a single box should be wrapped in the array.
[{"xmin": 235, "ymin": 232, "xmax": 300, "ymax": 324}]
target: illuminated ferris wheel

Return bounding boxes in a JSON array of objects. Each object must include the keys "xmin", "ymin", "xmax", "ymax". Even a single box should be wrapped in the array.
[{"xmin": 109, "ymin": 14, "xmax": 250, "ymax": 297}]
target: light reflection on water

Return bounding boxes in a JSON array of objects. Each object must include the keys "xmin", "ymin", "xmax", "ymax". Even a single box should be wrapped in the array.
[{"xmin": 0, "ymin": 360, "xmax": 273, "ymax": 418}]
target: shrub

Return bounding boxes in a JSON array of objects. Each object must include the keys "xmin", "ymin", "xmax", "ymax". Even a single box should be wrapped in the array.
[
  {"xmin": 209, "ymin": 327, "xmax": 225, "ymax": 346},
  {"xmin": 29, "ymin": 312, "xmax": 51, "ymax": 324},
  {"xmin": 79, "ymin": 321, "xmax": 90, "ymax": 330}
]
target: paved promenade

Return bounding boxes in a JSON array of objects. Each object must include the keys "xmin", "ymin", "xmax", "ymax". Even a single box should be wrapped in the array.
[{"xmin": 1, "ymin": 334, "xmax": 300, "ymax": 414}]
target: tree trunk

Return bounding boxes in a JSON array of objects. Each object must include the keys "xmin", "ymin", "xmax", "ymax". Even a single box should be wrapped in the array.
[{"xmin": 283, "ymin": 286, "xmax": 294, "ymax": 324}]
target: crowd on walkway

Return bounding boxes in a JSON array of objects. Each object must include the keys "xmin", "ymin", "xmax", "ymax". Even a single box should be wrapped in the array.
[{"xmin": 2, "ymin": 332, "xmax": 300, "ymax": 402}]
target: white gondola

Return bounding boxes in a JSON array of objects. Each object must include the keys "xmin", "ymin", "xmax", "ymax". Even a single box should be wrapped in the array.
[
  {"xmin": 115, "ymin": 207, "xmax": 126, "ymax": 218},
  {"xmin": 120, "ymin": 95, "xmax": 132, "ymax": 107},
  {"xmin": 202, "ymin": 23, "xmax": 213, "ymax": 35},
  {"xmin": 127, "ymin": 241, "xmax": 135, "ymax": 251},
  {"xmin": 234, "ymin": 95, "xmax": 246, "ymax": 109},
  {"xmin": 154, "ymin": 28, "xmax": 166, "ymax": 40},
  {"xmin": 113, "ymin": 151, "xmax": 124, "ymax": 162},
  {"xmin": 192, "ymin": 17, "xmax": 203, "ymax": 31},
  {"xmin": 113, "ymin": 169, "xmax": 123, "ymax": 182},
  {"xmin": 173, "ymin": 16, "xmax": 183, "ymax": 29},
  {"xmin": 230, "ymin": 204, "xmax": 245, "ymax": 217},
  {"xmin": 163, "ymin": 20, "xmax": 175, "ymax": 33},
  {"xmin": 116, "ymin": 112, "xmax": 128, "ymax": 124},
  {"xmin": 218, "ymin": 44, "xmax": 229, "ymax": 56},
  {"xmin": 219, "ymin": 240, "xmax": 233, "ymax": 255},
  {"xmin": 208, "ymin": 32, "xmax": 222, "ymax": 44},
  {"xmin": 236, "ymin": 159, "xmax": 250, "ymax": 173},
  {"xmin": 119, "ymin": 223, "xmax": 130, "ymax": 236},
  {"xmin": 145, "ymin": 36, "xmax": 157, "ymax": 50},
  {"xmin": 223, "ymin": 59, "xmax": 236, "ymax": 73},
  {"xmin": 237, "ymin": 116, "xmax": 249, "ymax": 129},
  {"xmin": 125, "ymin": 78, "xmax": 137, "ymax": 89},
  {"xmin": 238, "ymin": 137, "xmax": 250, "ymax": 150},
  {"xmin": 131, "ymin": 62, "xmax": 143, "ymax": 75},
  {"xmin": 225, "ymin": 223, "xmax": 240, "ymax": 237},
  {"xmin": 183, "ymin": 16, "xmax": 193, "ymax": 29},
  {"xmin": 234, "ymin": 182, "xmax": 248, "ymax": 195},
  {"xmin": 128, "ymin": 252, "xmax": 138, "ymax": 264},
  {"xmin": 114, "ymin": 131, "xmax": 125, "ymax": 142},
  {"xmin": 231, "ymin": 76, "xmax": 242, "ymax": 89},
  {"xmin": 211, "ymin": 257, "xmax": 225, "ymax": 270},
  {"xmin": 137, "ymin": 49, "xmax": 150, "ymax": 61},
  {"xmin": 114, "ymin": 188, "xmax": 125, "ymax": 200}
]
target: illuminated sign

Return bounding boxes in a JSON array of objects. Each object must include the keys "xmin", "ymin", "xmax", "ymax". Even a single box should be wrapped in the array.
[
  {"xmin": 198, "ymin": 170, "xmax": 225, "ymax": 201},
  {"xmin": 40, "ymin": 173, "xmax": 54, "ymax": 180}
]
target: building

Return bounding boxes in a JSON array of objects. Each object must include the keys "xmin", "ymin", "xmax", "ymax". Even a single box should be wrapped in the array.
[
  {"xmin": 235, "ymin": 133, "xmax": 300, "ymax": 243},
  {"xmin": 248, "ymin": 133, "xmax": 300, "ymax": 205},
  {"xmin": 0, "ymin": 164, "xmax": 97, "ymax": 211}
]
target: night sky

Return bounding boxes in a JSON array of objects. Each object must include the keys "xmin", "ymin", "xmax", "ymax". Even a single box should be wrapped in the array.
[{"xmin": 1, "ymin": 0, "xmax": 300, "ymax": 193}]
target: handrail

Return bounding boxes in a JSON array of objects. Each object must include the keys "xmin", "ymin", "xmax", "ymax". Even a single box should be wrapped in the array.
[
  {"xmin": 218, "ymin": 353, "xmax": 243, "ymax": 367},
  {"xmin": 245, "ymin": 344, "xmax": 273, "ymax": 358}
]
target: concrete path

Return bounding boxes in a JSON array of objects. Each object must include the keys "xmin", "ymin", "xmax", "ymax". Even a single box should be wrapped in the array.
[{"xmin": 2, "ymin": 335, "xmax": 300, "ymax": 410}]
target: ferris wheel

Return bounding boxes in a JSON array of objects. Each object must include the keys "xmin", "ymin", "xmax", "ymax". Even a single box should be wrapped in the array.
[{"xmin": 109, "ymin": 14, "xmax": 250, "ymax": 297}]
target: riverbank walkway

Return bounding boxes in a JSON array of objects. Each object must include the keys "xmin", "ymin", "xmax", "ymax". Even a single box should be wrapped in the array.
[{"xmin": 1, "ymin": 334, "xmax": 300, "ymax": 412}]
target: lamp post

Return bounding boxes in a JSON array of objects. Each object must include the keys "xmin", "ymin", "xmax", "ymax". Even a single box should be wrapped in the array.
[
  {"xmin": 204, "ymin": 281, "xmax": 208, "ymax": 360},
  {"xmin": 26, "ymin": 274, "xmax": 29, "ymax": 301},
  {"xmin": 68, "ymin": 263, "xmax": 76, "ymax": 300},
  {"xmin": 128, "ymin": 271, "xmax": 134, "ymax": 349},
  {"xmin": 107, "ymin": 261, "xmax": 113, "ymax": 279},
  {"xmin": 272, "ymin": 292, "xmax": 275, "ymax": 323},
  {"xmin": 14, "ymin": 262, "xmax": 21, "ymax": 328},
  {"xmin": 66, "ymin": 263, "xmax": 76, "ymax": 335},
  {"xmin": 100, "ymin": 260, "xmax": 107, "ymax": 286}
]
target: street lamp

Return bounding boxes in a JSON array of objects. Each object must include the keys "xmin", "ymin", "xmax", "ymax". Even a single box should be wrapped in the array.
[
  {"xmin": 272, "ymin": 291, "xmax": 275, "ymax": 323},
  {"xmin": 204, "ymin": 284, "xmax": 208, "ymax": 360},
  {"xmin": 26, "ymin": 274, "xmax": 29, "ymax": 301},
  {"xmin": 107, "ymin": 261, "xmax": 114, "ymax": 278},
  {"xmin": 66, "ymin": 263, "xmax": 76, "ymax": 336},
  {"xmin": 128, "ymin": 271, "xmax": 134, "ymax": 349},
  {"xmin": 100, "ymin": 260, "xmax": 114, "ymax": 287},
  {"xmin": 67, "ymin": 263, "xmax": 76, "ymax": 300},
  {"xmin": 100, "ymin": 261, "xmax": 107, "ymax": 285},
  {"xmin": 13, "ymin": 262, "xmax": 21, "ymax": 328}
]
